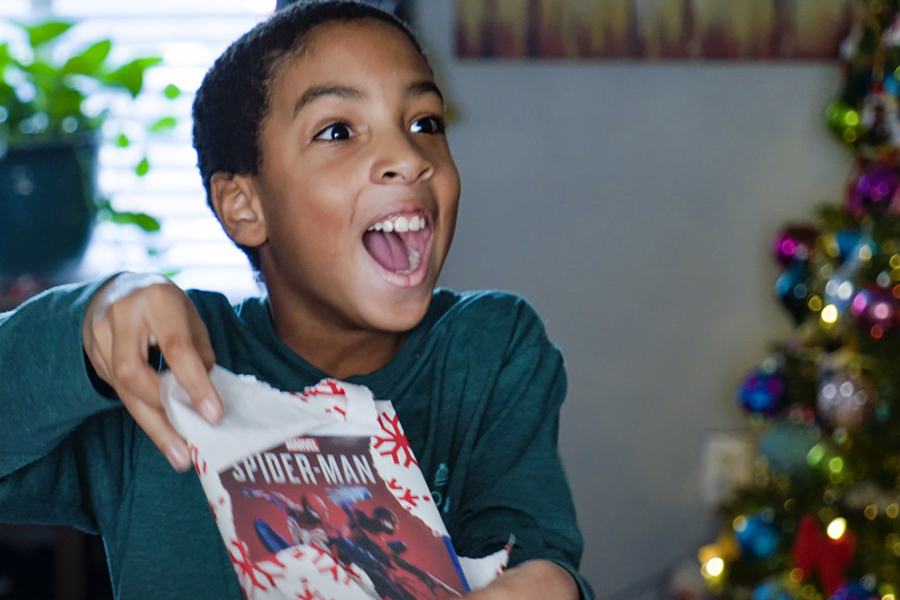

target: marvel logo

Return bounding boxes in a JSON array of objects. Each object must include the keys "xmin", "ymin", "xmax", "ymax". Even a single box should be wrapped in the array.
[{"xmin": 285, "ymin": 438, "xmax": 321, "ymax": 453}]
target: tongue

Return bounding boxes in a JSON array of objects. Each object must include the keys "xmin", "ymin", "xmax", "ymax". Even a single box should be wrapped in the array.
[{"xmin": 363, "ymin": 230, "xmax": 410, "ymax": 272}]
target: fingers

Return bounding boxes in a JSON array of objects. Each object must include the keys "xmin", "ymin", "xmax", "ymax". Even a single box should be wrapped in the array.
[
  {"xmin": 82, "ymin": 274, "xmax": 221, "ymax": 471},
  {"xmin": 157, "ymin": 322, "xmax": 222, "ymax": 423},
  {"xmin": 119, "ymin": 386, "xmax": 192, "ymax": 471},
  {"xmin": 106, "ymin": 297, "xmax": 197, "ymax": 471}
]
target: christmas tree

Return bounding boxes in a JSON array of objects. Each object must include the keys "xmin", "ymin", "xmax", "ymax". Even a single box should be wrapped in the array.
[{"xmin": 700, "ymin": 3, "xmax": 900, "ymax": 600}]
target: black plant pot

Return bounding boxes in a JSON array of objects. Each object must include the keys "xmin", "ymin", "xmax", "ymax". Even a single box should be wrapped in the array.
[{"xmin": 0, "ymin": 138, "xmax": 97, "ymax": 279}]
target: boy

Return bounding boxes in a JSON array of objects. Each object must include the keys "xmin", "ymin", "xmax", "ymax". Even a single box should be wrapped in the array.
[{"xmin": 0, "ymin": 2, "xmax": 590, "ymax": 599}]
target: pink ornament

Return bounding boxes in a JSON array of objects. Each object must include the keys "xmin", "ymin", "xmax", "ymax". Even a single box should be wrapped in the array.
[
  {"xmin": 848, "ymin": 166, "xmax": 900, "ymax": 215},
  {"xmin": 817, "ymin": 372, "xmax": 876, "ymax": 432},
  {"xmin": 850, "ymin": 285, "xmax": 900, "ymax": 338},
  {"xmin": 771, "ymin": 225, "xmax": 819, "ymax": 267}
]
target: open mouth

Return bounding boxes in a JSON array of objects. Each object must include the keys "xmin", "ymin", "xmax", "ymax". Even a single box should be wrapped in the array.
[{"xmin": 362, "ymin": 211, "xmax": 431, "ymax": 277}]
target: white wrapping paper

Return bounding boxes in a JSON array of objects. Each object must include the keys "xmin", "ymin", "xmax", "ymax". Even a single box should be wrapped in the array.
[{"xmin": 161, "ymin": 367, "xmax": 510, "ymax": 599}]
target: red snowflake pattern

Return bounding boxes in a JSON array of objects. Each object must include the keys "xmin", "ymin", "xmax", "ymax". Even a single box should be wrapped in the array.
[
  {"xmin": 324, "ymin": 405, "xmax": 347, "ymax": 420},
  {"xmin": 304, "ymin": 380, "xmax": 346, "ymax": 397},
  {"xmin": 295, "ymin": 577, "xmax": 332, "ymax": 600},
  {"xmin": 289, "ymin": 391, "xmax": 309, "ymax": 403},
  {"xmin": 386, "ymin": 478, "xmax": 421, "ymax": 508},
  {"xmin": 229, "ymin": 540, "xmax": 285, "ymax": 596},
  {"xmin": 209, "ymin": 496, "xmax": 226, "ymax": 519},
  {"xmin": 374, "ymin": 412, "xmax": 417, "ymax": 467},
  {"xmin": 189, "ymin": 445, "xmax": 207, "ymax": 476},
  {"xmin": 307, "ymin": 545, "xmax": 352, "ymax": 585},
  {"xmin": 259, "ymin": 554, "xmax": 287, "ymax": 570}
]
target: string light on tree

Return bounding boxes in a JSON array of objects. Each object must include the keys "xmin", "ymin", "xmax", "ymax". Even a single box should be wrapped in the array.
[{"xmin": 701, "ymin": 2, "xmax": 900, "ymax": 595}]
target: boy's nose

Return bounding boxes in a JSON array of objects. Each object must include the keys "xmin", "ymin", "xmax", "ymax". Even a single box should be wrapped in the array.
[{"xmin": 370, "ymin": 131, "xmax": 434, "ymax": 184}]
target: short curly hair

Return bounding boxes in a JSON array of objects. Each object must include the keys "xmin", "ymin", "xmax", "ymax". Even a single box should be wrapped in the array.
[{"xmin": 191, "ymin": 1, "xmax": 427, "ymax": 272}]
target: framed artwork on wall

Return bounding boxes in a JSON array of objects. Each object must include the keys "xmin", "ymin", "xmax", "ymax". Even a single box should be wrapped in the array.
[{"xmin": 455, "ymin": 0, "xmax": 858, "ymax": 60}]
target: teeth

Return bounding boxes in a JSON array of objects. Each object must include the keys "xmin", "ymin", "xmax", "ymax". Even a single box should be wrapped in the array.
[
  {"xmin": 367, "ymin": 214, "xmax": 427, "ymax": 233},
  {"xmin": 399, "ymin": 250, "xmax": 421, "ymax": 274}
]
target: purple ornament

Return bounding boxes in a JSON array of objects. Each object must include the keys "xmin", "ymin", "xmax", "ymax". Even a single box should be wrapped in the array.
[
  {"xmin": 737, "ymin": 370, "xmax": 786, "ymax": 416},
  {"xmin": 772, "ymin": 225, "xmax": 819, "ymax": 268},
  {"xmin": 849, "ymin": 166, "xmax": 900, "ymax": 215},
  {"xmin": 850, "ymin": 285, "xmax": 900, "ymax": 337},
  {"xmin": 829, "ymin": 583, "xmax": 878, "ymax": 600}
]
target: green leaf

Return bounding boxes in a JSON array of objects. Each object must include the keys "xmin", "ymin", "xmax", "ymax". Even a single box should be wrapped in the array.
[
  {"xmin": 0, "ymin": 43, "xmax": 11, "ymax": 68},
  {"xmin": 163, "ymin": 84, "xmax": 181, "ymax": 99},
  {"xmin": 21, "ymin": 21, "xmax": 74, "ymax": 48},
  {"xmin": 46, "ymin": 87, "xmax": 84, "ymax": 119},
  {"xmin": 161, "ymin": 269, "xmax": 180, "ymax": 278},
  {"xmin": 135, "ymin": 157, "xmax": 150, "ymax": 176},
  {"xmin": 104, "ymin": 57, "xmax": 162, "ymax": 97},
  {"xmin": 0, "ymin": 79, "xmax": 15, "ymax": 104},
  {"xmin": 116, "ymin": 133, "xmax": 130, "ymax": 147},
  {"xmin": 110, "ymin": 211, "xmax": 161, "ymax": 232},
  {"xmin": 149, "ymin": 116, "xmax": 177, "ymax": 134},
  {"xmin": 62, "ymin": 40, "xmax": 111, "ymax": 75},
  {"xmin": 21, "ymin": 61, "xmax": 56, "ymax": 77}
]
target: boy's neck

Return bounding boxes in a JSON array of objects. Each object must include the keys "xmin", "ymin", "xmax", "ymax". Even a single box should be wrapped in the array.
[{"xmin": 267, "ymin": 297, "xmax": 409, "ymax": 380}]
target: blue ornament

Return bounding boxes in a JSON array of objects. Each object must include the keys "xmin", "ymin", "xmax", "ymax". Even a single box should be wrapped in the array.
[
  {"xmin": 829, "ymin": 583, "xmax": 878, "ymax": 600},
  {"xmin": 737, "ymin": 370, "xmax": 785, "ymax": 416},
  {"xmin": 759, "ymin": 423, "xmax": 820, "ymax": 477},
  {"xmin": 835, "ymin": 229, "xmax": 862, "ymax": 263},
  {"xmin": 753, "ymin": 578, "xmax": 794, "ymax": 600},
  {"xmin": 734, "ymin": 515, "xmax": 780, "ymax": 559},
  {"xmin": 775, "ymin": 260, "xmax": 811, "ymax": 324},
  {"xmin": 886, "ymin": 76, "xmax": 900, "ymax": 96}
]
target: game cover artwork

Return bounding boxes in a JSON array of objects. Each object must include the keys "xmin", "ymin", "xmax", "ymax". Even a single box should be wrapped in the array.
[{"xmin": 220, "ymin": 434, "xmax": 468, "ymax": 600}]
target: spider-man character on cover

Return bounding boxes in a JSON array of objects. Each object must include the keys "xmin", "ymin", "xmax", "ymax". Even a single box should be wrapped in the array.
[{"xmin": 243, "ymin": 484, "xmax": 460, "ymax": 599}]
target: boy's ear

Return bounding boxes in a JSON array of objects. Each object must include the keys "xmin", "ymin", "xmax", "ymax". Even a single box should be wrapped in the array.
[{"xmin": 209, "ymin": 172, "xmax": 267, "ymax": 248}]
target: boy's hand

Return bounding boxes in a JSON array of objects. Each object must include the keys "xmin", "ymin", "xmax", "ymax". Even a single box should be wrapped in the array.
[
  {"xmin": 82, "ymin": 272, "xmax": 222, "ymax": 472},
  {"xmin": 463, "ymin": 560, "xmax": 579, "ymax": 600}
]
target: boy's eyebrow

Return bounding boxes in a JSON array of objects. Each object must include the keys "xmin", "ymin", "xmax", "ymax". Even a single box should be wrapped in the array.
[
  {"xmin": 407, "ymin": 80, "xmax": 444, "ymax": 104},
  {"xmin": 293, "ymin": 85, "xmax": 366, "ymax": 118},
  {"xmin": 292, "ymin": 81, "xmax": 444, "ymax": 119}
]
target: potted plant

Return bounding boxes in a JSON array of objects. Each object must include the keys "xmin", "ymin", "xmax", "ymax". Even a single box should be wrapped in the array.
[{"xmin": 0, "ymin": 19, "xmax": 178, "ymax": 279}]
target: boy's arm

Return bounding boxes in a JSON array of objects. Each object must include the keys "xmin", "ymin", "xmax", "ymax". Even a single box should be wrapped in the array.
[
  {"xmin": 466, "ymin": 560, "xmax": 579, "ymax": 600},
  {"xmin": 0, "ymin": 279, "xmax": 133, "ymax": 529},
  {"xmin": 0, "ymin": 279, "xmax": 116, "ymax": 470},
  {"xmin": 0, "ymin": 274, "xmax": 222, "ymax": 526},
  {"xmin": 449, "ymin": 297, "xmax": 594, "ymax": 600}
]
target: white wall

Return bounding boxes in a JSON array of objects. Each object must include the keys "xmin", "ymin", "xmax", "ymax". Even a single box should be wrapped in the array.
[{"xmin": 416, "ymin": 4, "xmax": 851, "ymax": 597}]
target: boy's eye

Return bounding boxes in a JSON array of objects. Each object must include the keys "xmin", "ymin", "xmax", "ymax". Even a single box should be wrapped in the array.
[
  {"xmin": 410, "ymin": 116, "xmax": 445, "ymax": 135},
  {"xmin": 314, "ymin": 122, "xmax": 355, "ymax": 141}
]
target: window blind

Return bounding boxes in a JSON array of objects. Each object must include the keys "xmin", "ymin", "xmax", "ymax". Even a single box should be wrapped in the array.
[{"xmin": 1, "ymin": 0, "xmax": 274, "ymax": 300}]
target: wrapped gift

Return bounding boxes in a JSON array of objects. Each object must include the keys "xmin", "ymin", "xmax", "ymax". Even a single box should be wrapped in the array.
[{"xmin": 162, "ymin": 367, "xmax": 510, "ymax": 599}]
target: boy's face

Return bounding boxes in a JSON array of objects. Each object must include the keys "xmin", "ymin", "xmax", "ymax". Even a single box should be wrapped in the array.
[{"xmin": 251, "ymin": 19, "xmax": 460, "ymax": 335}]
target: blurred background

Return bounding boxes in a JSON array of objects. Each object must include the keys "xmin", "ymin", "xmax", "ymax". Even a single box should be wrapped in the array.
[{"xmin": 0, "ymin": 0, "xmax": 860, "ymax": 598}]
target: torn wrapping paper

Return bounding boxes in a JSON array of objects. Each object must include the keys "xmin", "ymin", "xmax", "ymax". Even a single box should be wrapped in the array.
[{"xmin": 161, "ymin": 366, "xmax": 510, "ymax": 599}]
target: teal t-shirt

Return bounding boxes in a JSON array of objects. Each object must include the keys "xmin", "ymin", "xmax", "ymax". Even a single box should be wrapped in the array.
[{"xmin": 0, "ymin": 282, "xmax": 592, "ymax": 599}]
